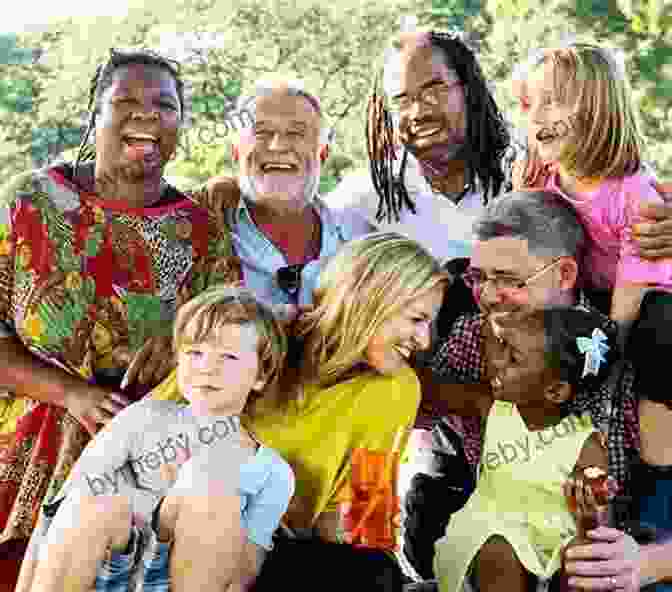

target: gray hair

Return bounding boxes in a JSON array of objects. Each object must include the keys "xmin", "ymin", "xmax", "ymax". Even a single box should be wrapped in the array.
[
  {"xmin": 236, "ymin": 78, "xmax": 333, "ymax": 145},
  {"xmin": 474, "ymin": 190, "xmax": 586, "ymax": 259}
]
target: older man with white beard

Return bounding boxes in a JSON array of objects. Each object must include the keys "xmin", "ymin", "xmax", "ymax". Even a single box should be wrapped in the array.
[{"xmin": 211, "ymin": 77, "xmax": 353, "ymax": 308}]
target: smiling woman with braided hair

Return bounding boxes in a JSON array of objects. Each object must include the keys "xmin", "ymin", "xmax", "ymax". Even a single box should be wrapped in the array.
[{"xmin": 0, "ymin": 48, "xmax": 239, "ymax": 589}]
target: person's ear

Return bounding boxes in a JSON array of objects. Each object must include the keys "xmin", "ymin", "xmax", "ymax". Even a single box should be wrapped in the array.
[
  {"xmin": 232, "ymin": 144, "xmax": 240, "ymax": 163},
  {"xmin": 319, "ymin": 144, "xmax": 329, "ymax": 163},
  {"xmin": 558, "ymin": 258, "xmax": 578, "ymax": 291},
  {"xmin": 544, "ymin": 380, "xmax": 572, "ymax": 404}
]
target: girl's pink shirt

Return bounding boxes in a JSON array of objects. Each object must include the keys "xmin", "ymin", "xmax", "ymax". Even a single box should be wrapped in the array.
[{"xmin": 545, "ymin": 170, "xmax": 672, "ymax": 291}]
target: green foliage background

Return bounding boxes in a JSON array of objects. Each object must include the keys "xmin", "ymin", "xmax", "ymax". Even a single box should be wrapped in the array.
[{"xmin": 1, "ymin": 0, "xmax": 670, "ymax": 191}]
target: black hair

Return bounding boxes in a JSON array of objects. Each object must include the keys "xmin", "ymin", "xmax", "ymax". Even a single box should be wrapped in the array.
[
  {"xmin": 540, "ymin": 307, "xmax": 619, "ymax": 391},
  {"xmin": 73, "ymin": 48, "xmax": 185, "ymax": 178},
  {"xmin": 367, "ymin": 31, "xmax": 511, "ymax": 223}
]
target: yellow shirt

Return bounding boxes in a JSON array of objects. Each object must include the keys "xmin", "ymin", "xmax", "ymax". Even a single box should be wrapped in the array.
[{"xmin": 151, "ymin": 366, "xmax": 420, "ymax": 529}]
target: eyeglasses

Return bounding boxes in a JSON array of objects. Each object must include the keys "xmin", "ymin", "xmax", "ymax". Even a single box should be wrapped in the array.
[
  {"xmin": 462, "ymin": 257, "xmax": 564, "ymax": 293},
  {"xmin": 276, "ymin": 264, "xmax": 304, "ymax": 299},
  {"xmin": 388, "ymin": 80, "xmax": 462, "ymax": 113}
]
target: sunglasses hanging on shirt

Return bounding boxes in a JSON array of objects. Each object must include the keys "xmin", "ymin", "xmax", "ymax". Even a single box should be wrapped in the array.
[{"xmin": 276, "ymin": 264, "xmax": 305, "ymax": 298}]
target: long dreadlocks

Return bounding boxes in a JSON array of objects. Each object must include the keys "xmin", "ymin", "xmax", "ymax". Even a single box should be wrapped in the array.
[
  {"xmin": 367, "ymin": 32, "xmax": 511, "ymax": 224},
  {"xmin": 73, "ymin": 48, "xmax": 185, "ymax": 179}
]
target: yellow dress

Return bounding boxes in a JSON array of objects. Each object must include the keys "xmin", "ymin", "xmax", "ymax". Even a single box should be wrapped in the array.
[
  {"xmin": 434, "ymin": 401, "xmax": 596, "ymax": 592},
  {"xmin": 152, "ymin": 366, "xmax": 421, "ymax": 529}
]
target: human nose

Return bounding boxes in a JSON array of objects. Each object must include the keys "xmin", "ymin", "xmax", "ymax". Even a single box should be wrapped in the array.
[
  {"xmin": 479, "ymin": 280, "xmax": 503, "ymax": 308},
  {"xmin": 407, "ymin": 96, "xmax": 429, "ymax": 121},
  {"xmin": 131, "ymin": 109, "xmax": 159, "ymax": 121},
  {"xmin": 528, "ymin": 99, "xmax": 545, "ymax": 125},
  {"xmin": 487, "ymin": 333, "xmax": 508, "ymax": 371},
  {"xmin": 489, "ymin": 343, "xmax": 507, "ymax": 373},
  {"xmin": 414, "ymin": 321, "xmax": 432, "ymax": 351},
  {"xmin": 267, "ymin": 132, "xmax": 289, "ymax": 151},
  {"xmin": 193, "ymin": 353, "xmax": 217, "ymax": 372}
]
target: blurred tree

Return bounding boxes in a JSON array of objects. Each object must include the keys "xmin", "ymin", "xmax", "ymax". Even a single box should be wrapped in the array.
[
  {"xmin": 564, "ymin": 0, "xmax": 672, "ymax": 176},
  {"xmin": 1, "ymin": 0, "xmax": 670, "ymax": 186},
  {"xmin": 426, "ymin": 0, "xmax": 483, "ymax": 32}
]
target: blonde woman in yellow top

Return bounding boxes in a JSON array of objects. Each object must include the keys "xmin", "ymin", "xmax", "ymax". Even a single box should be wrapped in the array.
[{"xmin": 153, "ymin": 232, "xmax": 449, "ymax": 591}]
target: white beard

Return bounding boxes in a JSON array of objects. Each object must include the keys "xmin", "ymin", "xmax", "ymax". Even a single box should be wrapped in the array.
[{"xmin": 239, "ymin": 163, "xmax": 321, "ymax": 210}]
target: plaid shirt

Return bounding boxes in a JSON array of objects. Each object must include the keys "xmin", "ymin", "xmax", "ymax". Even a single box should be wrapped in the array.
[{"xmin": 426, "ymin": 293, "xmax": 641, "ymax": 495}]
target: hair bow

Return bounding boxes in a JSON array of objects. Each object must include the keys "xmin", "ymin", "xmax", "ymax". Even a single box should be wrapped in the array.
[{"xmin": 576, "ymin": 328, "xmax": 610, "ymax": 378}]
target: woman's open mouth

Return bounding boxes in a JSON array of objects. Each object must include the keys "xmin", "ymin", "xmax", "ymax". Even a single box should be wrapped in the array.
[
  {"xmin": 535, "ymin": 129, "xmax": 558, "ymax": 144},
  {"xmin": 122, "ymin": 133, "xmax": 161, "ymax": 161}
]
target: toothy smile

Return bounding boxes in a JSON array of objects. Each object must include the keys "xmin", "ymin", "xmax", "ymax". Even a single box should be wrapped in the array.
[
  {"xmin": 411, "ymin": 126, "xmax": 442, "ymax": 138},
  {"xmin": 261, "ymin": 163, "xmax": 297, "ymax": 172},
  {"xmin": 123, "ymin": 133, "xmax": 159, "ymax": 145}
]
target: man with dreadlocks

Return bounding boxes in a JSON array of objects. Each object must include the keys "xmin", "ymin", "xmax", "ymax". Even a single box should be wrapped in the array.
[
  {"xmin": 0, "ymin": 48, "xmax": 240, "ymax": 590},
  {"xmin": 326, "ymin": 30, "xmax": 514, "ymax": 265}
]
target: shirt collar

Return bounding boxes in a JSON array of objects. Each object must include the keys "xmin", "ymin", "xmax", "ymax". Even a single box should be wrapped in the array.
[{"xmin": 234, "ymin": 192, "xmax": 332, "ymax": 225}]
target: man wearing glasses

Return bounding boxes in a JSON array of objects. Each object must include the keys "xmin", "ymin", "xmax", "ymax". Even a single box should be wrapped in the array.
[
  {"xmin": 405, "ymin": 191, "xmax": 666, "ymax": 592},
  {"xmin": 326, "ymin": 30, "xmax": 514, "ymax": 265}
]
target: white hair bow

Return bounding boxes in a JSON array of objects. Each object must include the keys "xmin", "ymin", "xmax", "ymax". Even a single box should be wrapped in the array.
[{"xmin": 576, "ymin": 328, "xmax": 610, "ymax": 378}]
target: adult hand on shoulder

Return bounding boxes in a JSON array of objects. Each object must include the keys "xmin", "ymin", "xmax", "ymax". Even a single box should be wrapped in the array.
[
  {"xmin": 63, "ymin": 383, "xmax": 129, "ymax": 437},
  {"xmin": 563, "ymin": 527, "xmax": 640, "ymax": 591},
  {"xmin": 632, "ymin": 181, "xmax": 672, "ymax": 259},
  {"xmin": 205, "ymin": 176, "xmax": 241, "ymax": 232},
  {"xmin": 121, "ymin": 335, "xmax": 175, "ymax": 393}
]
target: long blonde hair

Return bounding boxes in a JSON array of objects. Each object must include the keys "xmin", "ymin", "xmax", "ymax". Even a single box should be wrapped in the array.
[
  {"xmin": 517, "ymin": 43, "xmax": 643, "ymax": 182},
  {"xmin": 295, "ymin": 232, "xmax": 448, "ymax": 390}
]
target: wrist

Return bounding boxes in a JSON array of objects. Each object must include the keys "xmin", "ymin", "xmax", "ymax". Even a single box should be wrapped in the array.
[{"xmin": 52, "ymin": 372, "xmax": 90, "ymax": 408}]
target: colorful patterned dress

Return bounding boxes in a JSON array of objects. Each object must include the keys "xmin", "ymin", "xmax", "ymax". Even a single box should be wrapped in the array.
[{"xmin": 0, "ymin": 161, "xmax": 240, "ymax": 543}]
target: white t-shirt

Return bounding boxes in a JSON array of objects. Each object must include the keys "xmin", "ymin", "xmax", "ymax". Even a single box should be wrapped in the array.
[
  {"xmin": 44, "ymin": 398, "xmax": 294, "ymax": 549},
  {"xmin": 324, "ymin": 154, "xmax": 485, "ymax": 264}
]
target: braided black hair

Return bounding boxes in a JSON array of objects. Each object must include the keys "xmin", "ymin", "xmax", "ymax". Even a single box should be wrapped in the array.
[
  {"xmin": 367, "ymin": 31, "xmax": 511, "ymax": 223},
  {"xmin": 74, "ymin": 48, "xmax": 185, "ymax": 179}
]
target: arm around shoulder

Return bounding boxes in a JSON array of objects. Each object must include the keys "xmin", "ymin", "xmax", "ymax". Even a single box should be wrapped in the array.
[
  {"xmin": 416, "ymin": 364, "xmax": 492, "ymax": 419},
  {"xmin": 322, "ymin": 171, "xmax": 380, "ymax": 238}
]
